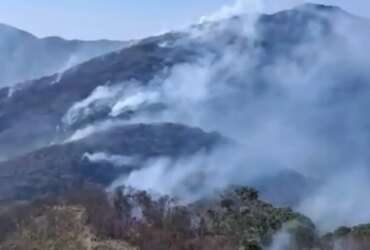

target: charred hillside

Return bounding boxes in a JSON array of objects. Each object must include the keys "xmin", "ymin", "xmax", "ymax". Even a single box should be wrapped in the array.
[{"xmin": 0, "ymin": 123, "xmax": 224, "ymax": 202}]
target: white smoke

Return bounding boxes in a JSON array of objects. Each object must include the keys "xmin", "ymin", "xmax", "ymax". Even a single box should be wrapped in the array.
[
  {"xmin": 64, "ymin": 111, "xmax": 157, "ymax": 142},
  {"xmin": 110, "ymin": 90, "xmax": 160, "ymax": 117},
  {"xmin": 199, "ymin": 0, "xmax": 264, "ymax": 23},
  {"xmin": 62, "ymin": 80, "xmax": 161, "ymax": 134},
  {"xmin": 65, "ymin": 119, "xmax": 126, "ymax": 142},
  {"xmin": 55, "ymin": 1, "xmax": 370, "ymax": 234},
  {"xmin": 83, "ymin": 152, "xmax": 137, "ymax": 167},
  {"xmin": 107, "ymin": 3, "xmax": 370, "ymax": 234},
  {"xmin": 298, "ymin": 166, "xmax": 370, "ymax": 232},
  {"xmin": 110, "ymin": 154, "xmax": 231, "ymax": 203},
  {"xmin": 110, "ymin": 143, "xmax": 283, "ymax": 204},
  {"xmin": 62, "ymin": 84, "xmax": 125, "ymax": 126},
  {"xmin": 51, "ymin": 55, "xmax": 80, "ymax": 85},
  {"xmin": 266, "ymin": 228, "xmax": 293, "ymax": 250}
]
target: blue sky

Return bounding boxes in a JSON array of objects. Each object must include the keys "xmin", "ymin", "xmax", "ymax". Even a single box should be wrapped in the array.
[{"xmin": 0, "ymin": 0, "xmax": 369, "ymax": 40}]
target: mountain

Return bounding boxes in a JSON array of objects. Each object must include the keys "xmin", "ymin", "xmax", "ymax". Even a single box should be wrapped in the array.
[
  {"xmin": 0, "ymin": 123, "xmax": 223, "ymax": 202},
  {"xmin": 0, "ymin": 23, "xmax": 130, "ymax": 86},
  {"xmin": 1, "ymin": 3, "xmax": 370, "ymax": 249},
  {"xmin": 0, "ymin": 3, "xmax": 359, "ymax": 160},
  {"xmin": 1, "ymin": 1, "xmax": 369, "ymax": 204},
  {"xmin": 0, "ymin": 31, "xmax": 190, "ymax": 160}
]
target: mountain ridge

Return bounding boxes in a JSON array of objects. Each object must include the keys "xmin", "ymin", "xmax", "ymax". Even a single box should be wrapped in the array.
[{"xmin": 0, "ymin": 22, "xmax": 131, "ymax": 86}]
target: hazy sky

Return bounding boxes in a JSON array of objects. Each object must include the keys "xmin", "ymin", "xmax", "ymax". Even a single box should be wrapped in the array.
[{"xmin": 0, "ymin": 0, "xmax": 369, "ymax": 40}]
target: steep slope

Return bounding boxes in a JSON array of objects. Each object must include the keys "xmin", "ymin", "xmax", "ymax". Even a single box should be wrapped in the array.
[
  {"xmin": 1, "ymin": 3, "xmax": 365, "ymax": 160},
  {"xmin": 0, "ymin": 123, "xmax": 223, "ymax": 202},
  {"xmin": 1, "ymin": 3, "xmax": 370, "ymax": 238},
  {"xmin": 0, "ymin": 23, "xmax": 129, "ymax": 87},
  {"xmin": 1, "ymin": 4, "xmax": 370, "ymax": 250}
]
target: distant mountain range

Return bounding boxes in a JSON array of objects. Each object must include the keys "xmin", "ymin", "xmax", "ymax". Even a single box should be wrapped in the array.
[{"xmin": 0, "ymin": 23, "xmax": 131, "ymax": 86}]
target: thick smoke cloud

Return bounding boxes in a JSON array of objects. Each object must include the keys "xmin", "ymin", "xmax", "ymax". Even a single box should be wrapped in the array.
[
  {"xmin": 49, "ymin": 0, "xmax": 370, "ymax": 237},
  {"xmin": 102, "ymin": 2, "xmax": 370, "ymax": 234},
  {"xmin": 298, "ymin": 166, "xmax": 370, "ymax": 232},
  {"xmin": 3, "ymin": 2, "xmax": 370, "ymax": 242}
]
